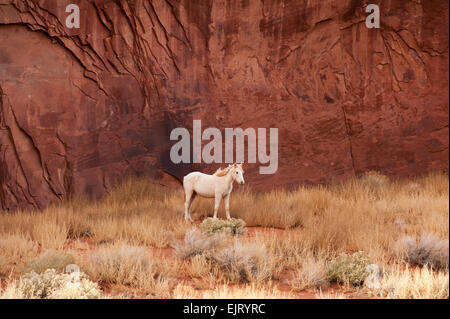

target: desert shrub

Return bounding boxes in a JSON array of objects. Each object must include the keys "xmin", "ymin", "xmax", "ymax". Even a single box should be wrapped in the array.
[
  {"xmin": 326, "ymin": 251, "xmax": 371, "ymax": 285},
  {"xmin": 200, "ymin": 218, "xmax": 246, "ymax": 236},
  {"xmin": 1, "ymin": 269, "xmax": 102, "ymax": 299},
  {"xmin": 394, "ymin": 233, "xmax": 449, "ymax": 270},
  {"xmin": 83, "ymin": 243, "xmax": 173, "ymax": 294},
  {"xmin": 212, "ymin": 240, "xmax": 274, "ymax": 283},
  {"xmin": 22, "ymin": 250, "xmax": 75, "ymax": 274},
  {"xmin": 289, "ymin": 258, "xmax": 327, "ymax": 291},
  {"xmin": 173, "ymin": 228, "xmax": 227, "ymax": 260}
]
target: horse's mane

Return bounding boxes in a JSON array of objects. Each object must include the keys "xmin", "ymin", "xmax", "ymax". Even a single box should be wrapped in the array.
[{"xmin": 213, "ymin": 166, "xmax": 232, "ymax": 177}]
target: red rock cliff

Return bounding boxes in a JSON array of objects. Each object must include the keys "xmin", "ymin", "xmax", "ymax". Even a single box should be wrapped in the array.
[{"xmin": 0, "ymin": 0, "xmax": 448, "ymax": 210}]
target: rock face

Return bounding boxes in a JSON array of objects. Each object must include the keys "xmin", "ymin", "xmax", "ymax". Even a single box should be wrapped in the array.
[{"xmin": 0, "ymin": 0, "xmax": 448, "ymax": 211}]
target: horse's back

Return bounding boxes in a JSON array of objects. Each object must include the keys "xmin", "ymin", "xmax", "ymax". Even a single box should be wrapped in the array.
[
  {"xmin": 184, "ymin": 171, "xmax": 204, "ymax": 181},
  {"xmin": 183, "ymin": 171, "xmax": 216, "ymax": 197},
  {"xmin": 183, "ymin": 171, "xmax": 206, "ymax": 187}
]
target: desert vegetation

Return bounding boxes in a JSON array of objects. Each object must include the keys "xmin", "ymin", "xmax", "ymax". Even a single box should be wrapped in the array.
[{"xmin": 0, "ymin": 171, "xmax": 448, "ymax": 299}]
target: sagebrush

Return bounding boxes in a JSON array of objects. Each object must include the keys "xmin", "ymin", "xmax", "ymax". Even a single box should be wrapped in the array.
[
  {"xmin": 200, "ymin": 218, "xmax": 246, "ymax": 236},
  {"xmin": 1, "ymin": 269, "xmax": 102, "ymax": 299},
  {"xmin": 212, "ymin": 240, "xmax": 274, "ymax": 283},
  {"xmin": 326, "ymin": 252, "xmax": 371, "ymax": 285},
  {"xmin": 395, "ymin": 233, "xmax": 449, "ymax": 270},
  {"xmin": 173, "ymin": 228, "xmax": 227, "ymax": 260}
]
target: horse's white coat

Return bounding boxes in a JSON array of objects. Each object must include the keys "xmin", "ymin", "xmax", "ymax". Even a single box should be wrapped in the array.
[{"xmin": 183, "ymin": 163, "xmax": 245, "ymax": 221}]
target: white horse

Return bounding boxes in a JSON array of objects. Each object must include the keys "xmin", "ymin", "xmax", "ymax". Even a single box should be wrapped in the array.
[{"xmin": 183, "ymin": 163, "xmax": 245, "ymax": 221}]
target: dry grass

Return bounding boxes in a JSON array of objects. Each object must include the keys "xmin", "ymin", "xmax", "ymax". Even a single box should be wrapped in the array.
[
  {"xmin": 190, "ymin": 172, "xmax": 448, "ymax": 265},
  {"xmin": 173, "ymin": 282, "xmax": 293, "ymax": 299},
  {"xmin": 376, "ymin": 265, "xmax": 449, "ymax": 299},
  {"xmin": 0, "ymin": 234, "xmax": 37, "ymax": 276},
  {"xmin": 186, "ymin": 254, "xmax": 212, "ymax": 278},
  {"xmin": 32, "ymin": 219, "xmax": 68, "ymax": 250},
  {"xmin": 315, "ymin": 289, "xmax": 347, "ymax": 299},
  {"xmin": 0, "ymin": 178, "xmax": 189, "ymax": 250},
  {"xmin": 0, "ymin": 172, "xmax": 448, "ymax": 298}
]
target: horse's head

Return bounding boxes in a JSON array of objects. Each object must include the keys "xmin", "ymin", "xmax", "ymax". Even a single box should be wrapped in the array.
[{"xmin": 231, "ymin": 163, "xmax": 245, "ymax": 185}]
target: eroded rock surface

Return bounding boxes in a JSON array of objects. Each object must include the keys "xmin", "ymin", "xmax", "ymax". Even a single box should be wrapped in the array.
[{"xmin": 0, "ymin": 0, "xmax": 448, "ymax": 210}]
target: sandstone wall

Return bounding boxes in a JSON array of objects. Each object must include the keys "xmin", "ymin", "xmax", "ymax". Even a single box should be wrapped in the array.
[{"xmin": 0, "ymin": 0, "xmax": 448, "ymax": 210}]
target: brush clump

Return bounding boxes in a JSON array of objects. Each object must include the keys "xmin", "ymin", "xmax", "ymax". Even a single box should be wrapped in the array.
[
  {"xmin": 326, "ymin": 252, "xmax": 371, "ymax": 286},
  {"xmin": 1, "ymin": 269, "xmax": 102, "ymax": 299},
  {"xmin": 394, "ymin": 233, "xmax": 449, "ymax": 270},
  {"xmin": 200, "ymin": 218, "xmax": 246, "ymax": 236}
]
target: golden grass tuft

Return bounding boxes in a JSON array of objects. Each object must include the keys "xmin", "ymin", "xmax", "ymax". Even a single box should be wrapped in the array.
[
  {"xmin": 0, "ymin": 234, "xmax": 37, "ymax": 276},
  {"xmin": 376, "ymin": 265, "xmax": 449, "ymax": 299}
]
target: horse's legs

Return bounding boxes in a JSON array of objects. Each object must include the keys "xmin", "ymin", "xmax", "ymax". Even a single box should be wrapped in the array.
[
  {"xmin": 213, "ymin": 193, "xmax": 222, "ymax": 219},
  {"xmin": 224, "ymin": 193, "xmax": 231, "ymax": 220},
  {"xmin": 184, "ymin": 189, "xmax": 194, "ymax": 222}
]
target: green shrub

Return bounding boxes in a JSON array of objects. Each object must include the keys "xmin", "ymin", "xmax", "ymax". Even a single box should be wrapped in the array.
[
  {"xmin": 1, "ymin": 269, "xmax": 102, "ymax": 299},
  {"xmin": 200, "ymin": 218, "xmax": 246, "ymax": 236},
  {"xmin": 22, "ymin": 250, "xmax": 75, "ymax": 274},
  {"xmin": 326, "ymin": 252, "xmax": 371, "ymax": 285}
]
